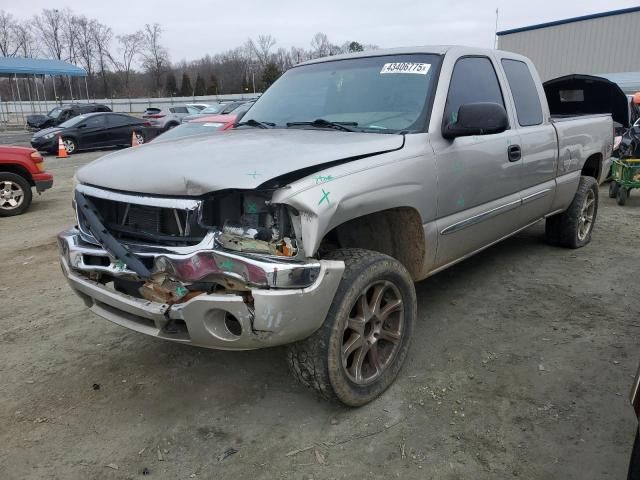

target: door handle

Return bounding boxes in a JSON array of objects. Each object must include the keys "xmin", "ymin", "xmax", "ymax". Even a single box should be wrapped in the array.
[{"xmin": 508, "ymin": 144, "xmax": 521, "ymax": 162}]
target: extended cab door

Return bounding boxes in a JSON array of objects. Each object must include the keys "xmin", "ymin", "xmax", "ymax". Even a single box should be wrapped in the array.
[
  {"xmin": 499, "ymin": 57, "xmax": 557, "ymax": 221},
  {"xmin": 430, "ymin": 55, "xmax": 524, "ymax": 268}
]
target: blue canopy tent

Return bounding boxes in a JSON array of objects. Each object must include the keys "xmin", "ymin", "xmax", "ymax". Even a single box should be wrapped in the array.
[{"xmin": 0, "ymin": 57, "xmax": 88, "ymax": 126}]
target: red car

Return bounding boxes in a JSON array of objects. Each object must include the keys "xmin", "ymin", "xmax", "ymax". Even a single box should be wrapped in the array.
[
  {"xmin": 151, "ymin": 113, "xmax": 238, "ymax": 143},
  {"xmin": 0, "ymin": 146, "xmax": 53, "ymax": 216}
]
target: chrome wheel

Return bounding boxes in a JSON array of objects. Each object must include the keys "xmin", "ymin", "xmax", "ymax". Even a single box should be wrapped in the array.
[
  {"xmin": 135, "ymin": 132, "xmax": 145, "ymax": 144},
  {"xmin": 63, "ymin": 138, "xmax": 76, "ymax": 154},
  {"xmin": 342, "ymin": 280, "xmax": 404, "ymax": 385},
  {"xmin": 0, "ymin": 180, "xmax": 25, "ymax": 210},
  {"xmin": 577, "ymin": 188, "xmax": 595, "ymax": 241}
]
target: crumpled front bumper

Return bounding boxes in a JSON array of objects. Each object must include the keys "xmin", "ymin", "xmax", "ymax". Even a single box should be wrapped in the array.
[{"xmin": 58, "ymin": 229, "xmax": 344, "ymax": 350}]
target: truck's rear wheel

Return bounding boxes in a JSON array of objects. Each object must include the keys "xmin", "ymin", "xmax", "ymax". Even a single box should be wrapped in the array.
[
  {"xmin": 545, "ymin": 175, "xmax": 598, "ymax": 248},
  {"xmin": 287, "ymin": 249, "xmax": 416, "ymax": 406}
]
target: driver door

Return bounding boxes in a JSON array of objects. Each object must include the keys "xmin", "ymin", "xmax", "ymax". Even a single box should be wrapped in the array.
[{"xmin": 430, "ymin": 56, "xmax": 524, "ymax": 268}]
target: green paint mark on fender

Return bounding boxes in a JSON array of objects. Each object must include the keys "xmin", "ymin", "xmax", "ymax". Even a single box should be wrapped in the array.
[
  {"xmin": 247, "ymin": 171, "xmax": 260, "ymax": 179},
  {"xmin": 456, "ymin": 195, "xmax": 465, "ymax": 208},
  {"xmin": 114, "ymin": 260, "xmax": 127, "ymax": 271},
  {"xmin": 314, "ymin": 174, "xmax": 334, "ymax": 184},
  {"xmin": 175, "ymin": 286, "xmax": 188, "ymax": 297},
  {"xmin": 219, "ymin": 259, "xmax": 236, "ymax": 270},
  {"xmin": 318, "ymin": 188, "xmax": 331, "ymax": 206}
]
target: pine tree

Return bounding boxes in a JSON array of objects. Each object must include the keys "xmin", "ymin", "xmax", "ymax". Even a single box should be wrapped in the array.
[
  {"xmin": 164, "ymin": 72, "xmax": 177, "ymax": 96},
  {"xmin": 180, "ymin": 73, "xmax": 193, "ymax": 97},
  {"xmin": 206, "ymin": 74, "xmax": 219, "ymax": 95},
  {"xmin": 261, "ymin": 62, "xmax": 282, "ymax": 90},
  {"xmin": 194, "ymin": 74, "xmax": 206, "ymax": 96}
]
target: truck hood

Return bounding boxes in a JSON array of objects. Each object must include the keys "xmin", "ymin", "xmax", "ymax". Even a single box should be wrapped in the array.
[{"xmin": 77, "ymin": 128, "xmax": 404, "ymax": 196}]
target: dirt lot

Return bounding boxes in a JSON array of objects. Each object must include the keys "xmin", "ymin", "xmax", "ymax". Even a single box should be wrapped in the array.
[{"xmin": 1, "ymin": 148, "xmax": 639, "ymax": 480}]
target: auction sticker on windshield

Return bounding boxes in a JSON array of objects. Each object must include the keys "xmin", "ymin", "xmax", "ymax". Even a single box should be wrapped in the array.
[{"xmin": 380, "ymin": 63, "xmax": 431, "ymax": 75}]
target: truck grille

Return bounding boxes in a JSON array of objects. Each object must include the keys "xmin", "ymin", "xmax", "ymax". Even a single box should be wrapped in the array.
[{"xmin": 78, "ymin": 195, "xmax": 207, "ymax": 247}]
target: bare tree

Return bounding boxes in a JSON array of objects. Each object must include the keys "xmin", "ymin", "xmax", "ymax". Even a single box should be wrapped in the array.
[
  {"xmin": 0, "ymin": 11, "xmax": 20, "ymax": 57},
  {"xmin": 141, "ymin": 23, "xmax": 169, "ymax": 96},
  {"xmin": 61, "ymin": 14, "xmax": 78, "ymax": 64},
  {"xmin": 13, "ymin": 21, "xmax": 38, "ymax": 58},
  {"xmin": 35, "ymin": 9, "xmax": 66, "ymax": 60},
  {"xmin": 75, "ymin": 16, "xmax": 95, "ymax": 77},
  {"xmin": 310, "ymin": 32, "xmax": 331, "ymax": 58},
  {"xmin": 92, "ymin": 21, "xmax": 113, "ymax": 96},
  {"xmin": 114, "ymin": 31, "xmax": 144, "ymax": 95},
  {"xmin": 247, "ymin": 34, "xmax": 276, "ymax": 66}
]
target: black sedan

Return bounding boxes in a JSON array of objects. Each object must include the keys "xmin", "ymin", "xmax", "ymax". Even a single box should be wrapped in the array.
[{"xmin": 30, "ymin": 112, "xmax": 151, "ymax": 155}]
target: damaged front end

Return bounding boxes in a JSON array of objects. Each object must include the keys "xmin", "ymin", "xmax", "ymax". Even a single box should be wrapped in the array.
[{"xmin": 59, "ymin": 184, "xmax": 343, "ymax": 350}]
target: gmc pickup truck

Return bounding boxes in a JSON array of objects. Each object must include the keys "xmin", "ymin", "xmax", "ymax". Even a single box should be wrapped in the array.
[{"xmin": 59, "ymin": 46, "xmax": 614, "ymax": 406}]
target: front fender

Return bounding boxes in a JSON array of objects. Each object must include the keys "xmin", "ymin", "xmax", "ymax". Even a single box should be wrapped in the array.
[{"xmin": 271, "ymin": 134, "xmax": 438, "ymax": 257}]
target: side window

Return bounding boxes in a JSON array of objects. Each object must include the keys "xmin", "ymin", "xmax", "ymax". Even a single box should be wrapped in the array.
[
  {"xmin": 444, "ymin": 57, "xmax": 505, "ymax": 126},
  {"xmin": 84, "ymin": 115, "xmax": 106, "ymax": 128},
  {"xmin": 501, "ymin": 59, "xmax": 543, "ymax": 126},
  {"xmin": 186, "ymin": 106, "xmax": 201, "ymax": 114},
  {"xmin": 107, "ymin": 115, "xmax": 130, "ymax": 127},
  {"xmin": 171, "ymin": 106, "xmax": 188, "ymax": 114}
]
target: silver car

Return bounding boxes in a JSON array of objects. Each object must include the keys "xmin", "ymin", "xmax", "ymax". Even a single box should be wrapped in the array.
[{"xmin": 142, "ymin": 104, "xmax": 205, "ymax": 130}]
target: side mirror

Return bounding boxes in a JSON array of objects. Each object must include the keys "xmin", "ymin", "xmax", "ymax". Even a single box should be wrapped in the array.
[
  {"xmin": 443, "ymin": 102, "xmax": 509, "ymax": 139},
  {"xmin": 77, "ymin": 124, "xmax": 86, "ymax": 129}
]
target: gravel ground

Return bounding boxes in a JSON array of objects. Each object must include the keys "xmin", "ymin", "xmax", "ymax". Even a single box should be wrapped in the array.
[{"xmin": 0, "ymin": 149, "xmax": 639, "ymax": 479}]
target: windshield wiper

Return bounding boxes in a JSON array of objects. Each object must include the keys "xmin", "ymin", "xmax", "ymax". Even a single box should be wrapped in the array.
[
  {"xmin": 235, "ymin": 119, "xmax": 275, "ymax": 129},
  {"xmin": 286, "ymin": 118, "xmax": 358, "ymax": 132}
]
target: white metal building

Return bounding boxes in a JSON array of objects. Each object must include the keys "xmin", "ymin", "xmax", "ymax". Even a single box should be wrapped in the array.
[{"xmin": 497, "ymin": 7, "xmax": 640, "ymax": 87}]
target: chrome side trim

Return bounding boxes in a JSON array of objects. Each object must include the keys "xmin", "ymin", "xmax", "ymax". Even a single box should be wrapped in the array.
[
  {"xmin": 441, "ymin": 199, "xmax": 521, "ymax": 235},
  {"xmin": 429, "ymin": 217, "xmax": 544, "ymax": 277},
  {"xmin": 77, "ymin": 184, "xmax": 202, "ymax": 210},
  {"xmin": 522, "ymin": 188, "xmax": 552, "ymax": 204}
]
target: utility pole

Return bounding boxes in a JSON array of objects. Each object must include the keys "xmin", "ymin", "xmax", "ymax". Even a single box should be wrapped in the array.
[{"xmin": 494, "ymin": 8, "xmax": 499, "ymax": 49}]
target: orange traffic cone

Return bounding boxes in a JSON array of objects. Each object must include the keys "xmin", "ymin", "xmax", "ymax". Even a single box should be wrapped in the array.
[
  {"xmin": 131, "ymin": 131, "xmax": 140, "ymax": 147},
  {"xmin": 56, "ymin": 136, "xmax": 68, "ymax": 158}
]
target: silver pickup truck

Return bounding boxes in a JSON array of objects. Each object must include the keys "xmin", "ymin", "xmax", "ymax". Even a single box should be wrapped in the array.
[{"xmin": 59, "ymin": 46, "xmax": 613, "ymax": 406}]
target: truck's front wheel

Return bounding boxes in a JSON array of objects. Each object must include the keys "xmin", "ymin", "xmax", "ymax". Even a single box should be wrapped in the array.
[
  {"xmin": 287, "ymin": 249, "xmax": 416, "ymax": 406},
  {"xmin": 545, "ymin": 175, "xmax": 598, "ymax": 248}
]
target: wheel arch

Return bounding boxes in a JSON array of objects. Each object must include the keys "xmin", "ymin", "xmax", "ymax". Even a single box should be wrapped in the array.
[
  {"xmin": 581, "ymin": 152, "xmax": 602, "ymax": 180},
  {"xmin": 0, "ymin": 166, "xmax": 34, "ymax": 186},
  {"xmin": 318, "ymin": 206, "xmax": 428, "ymax": 281}
]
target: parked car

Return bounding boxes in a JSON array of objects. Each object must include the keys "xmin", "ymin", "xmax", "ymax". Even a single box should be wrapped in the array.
[
  {"xmin": 152, "ymin": 113, "xmax": 240, "ymax": 143},
  {"xmin": 181, "ymin": 101, "xmax": 251, "ymax": 122},
  {"xmin": 26, "ymin": 103, "xmax": 111, "ymax": 130},
  {"xmin": 31, "ymin": 112, "xmax": 150, "ymax": 154},
  {"xmin": 0, "ymin": 146, "xmax": 53, "ymax": 216},
  {"xmin": 60, "ymin": 46, "xmax": 615, "ymax": 406},
  {"xmin": 142, "ymin": 105, "xmax": 204, "ymax": 131},
  {"xmin": 629, "ymin": 364, "xmax": 640, "ymax": 479}
]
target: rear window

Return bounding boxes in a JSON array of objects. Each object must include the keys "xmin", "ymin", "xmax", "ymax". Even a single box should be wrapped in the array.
[{"xmin": 501, "ymin": 59, "xmax": 543, "ymax": 127}]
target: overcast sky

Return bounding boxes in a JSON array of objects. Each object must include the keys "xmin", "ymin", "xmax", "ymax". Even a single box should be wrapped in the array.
[{"xmin": 6, "ymin": 0, "xmax": 639, "ymax": 62}]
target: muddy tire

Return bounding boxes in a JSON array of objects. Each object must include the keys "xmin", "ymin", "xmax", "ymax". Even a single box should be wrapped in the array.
[
  {"xmin": 0, "ymin": 172, "xmax": 32, "ymax": 217},
  {"xmin": 287, "ymin": 248, "xmax": 417, "ymax": 406},
  {"xmin": 545, "ymin": 175, "xmax": 598, "ymax": 248}
]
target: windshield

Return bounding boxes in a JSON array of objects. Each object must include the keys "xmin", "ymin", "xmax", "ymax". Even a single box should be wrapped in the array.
[
  {"xmin": 153, "ymin": 121, "xmax": 226, "ymax": 142},
  {"xmin": 48, "ymin": 107, "xmax": 64, "ymax": 119},
  {"xmin": 244, "ymin": 54, "xmax": 441, "ymax": 133},
  {"xmin": 59, "ymin": 114, "xmax": 87, "ymax": 128}
]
